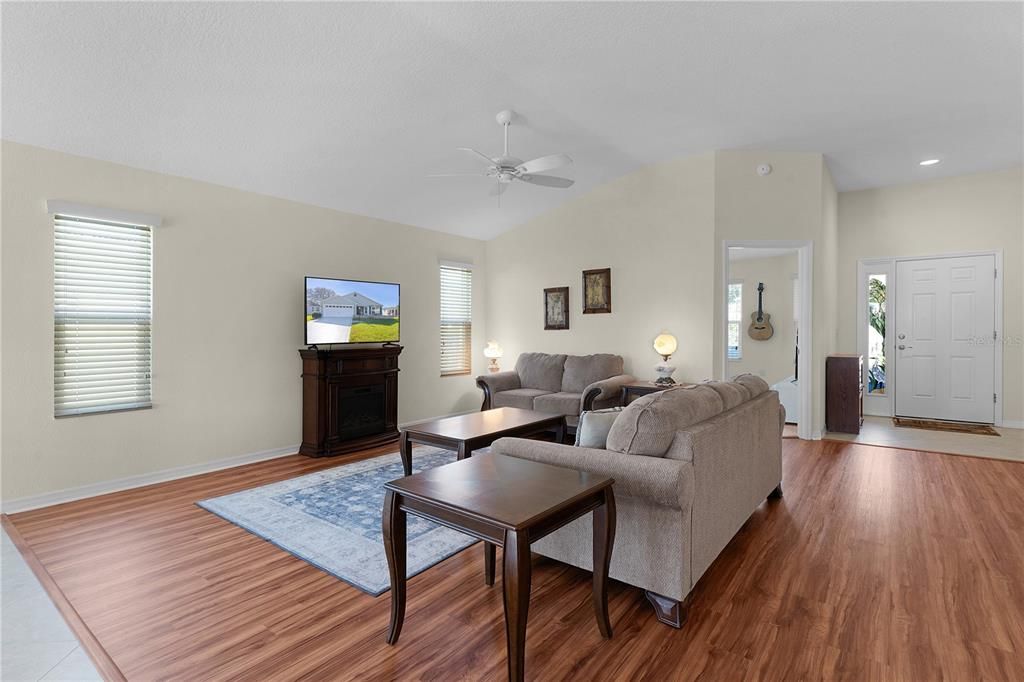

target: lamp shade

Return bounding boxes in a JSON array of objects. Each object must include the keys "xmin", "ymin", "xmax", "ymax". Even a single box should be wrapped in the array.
[
  {"xmin": 484, "ymin": 341, "xmax": 504, "ymax": 359},
  {"xmin": 653, "ymin": 333, "xmax": 677, "ymax": 357}
]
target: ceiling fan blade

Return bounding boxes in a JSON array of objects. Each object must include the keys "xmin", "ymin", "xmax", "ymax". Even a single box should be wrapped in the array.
[
  {"xmin": 516, "ymin": 153, "xmax": 572, "ymax": 175},
  {"xmin": 517, "ymin": 173, "xmax": 574, "ymax": 188},
  {"xmin": 457, "ymin": 147, "xmax": 496, "ymax": 165},
  {"xmin": 427, "ymin": 173, "xmax": 489, "ymax": 177},
  {"xmin": 489, "ymin": 181, "xmax": 508, "ymax": 196}
]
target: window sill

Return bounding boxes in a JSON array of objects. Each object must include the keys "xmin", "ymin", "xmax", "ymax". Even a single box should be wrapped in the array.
[{"xmin": 55, "ymin": 404, "xmax": 152, "ymax": 419}]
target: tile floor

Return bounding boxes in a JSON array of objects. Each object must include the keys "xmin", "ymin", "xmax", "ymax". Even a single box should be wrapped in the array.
[
  {"xmin": 825, "ymin": 416, "xmax": 1024, "ymax": 462},
  {"xmin": 1, "ymin": 528, "xmax": 101, "ymax": 681}
]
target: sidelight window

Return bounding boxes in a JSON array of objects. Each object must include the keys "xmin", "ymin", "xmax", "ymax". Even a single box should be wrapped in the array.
[{"xmin": 866, "ymin": 273, "xmax": 887, "ymax": 394}]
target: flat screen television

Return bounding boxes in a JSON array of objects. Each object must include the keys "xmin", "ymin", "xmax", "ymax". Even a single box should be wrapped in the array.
[{"xmin": 305, "ymin": 276, "xmax": 400, "ymax": 345}]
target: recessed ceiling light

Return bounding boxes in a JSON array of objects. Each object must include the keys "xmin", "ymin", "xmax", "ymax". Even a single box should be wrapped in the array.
[{"xmin": 919, "ymin": 159, "xmax": 941, "ymax": 166}]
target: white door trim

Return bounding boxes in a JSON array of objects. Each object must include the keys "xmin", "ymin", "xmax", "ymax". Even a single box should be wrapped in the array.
[
  {"xmin": 857, "ymin": 250, "xmax": 1003, "ymax": 426},
  {"xmin": 722, "ymin": 240, "xmax": 814, "ymax": 440}
]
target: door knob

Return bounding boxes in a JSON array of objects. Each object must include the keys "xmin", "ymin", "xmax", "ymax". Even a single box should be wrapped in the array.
[
  {"xmin": 898, "ymin": 344, "xmax": 906, "ymax": 350},
  {"xmin": 898, "ymin": 334, "xmax": 906, "ymax": 340}
]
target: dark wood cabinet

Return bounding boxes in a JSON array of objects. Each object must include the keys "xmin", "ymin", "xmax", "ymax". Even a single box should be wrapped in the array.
[
  {"xmin": 299, "ymin": 345, "xmax": 402, "ymax": 457},
  {"xmin": 826, "ymin": 354, "xmax": 863, "ymax": 434}
]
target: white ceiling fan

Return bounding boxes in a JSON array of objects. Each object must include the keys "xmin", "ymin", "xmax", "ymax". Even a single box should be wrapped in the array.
[{"xmin": 430, "ymin": 110, "xmax": 574, "ymax": 197}]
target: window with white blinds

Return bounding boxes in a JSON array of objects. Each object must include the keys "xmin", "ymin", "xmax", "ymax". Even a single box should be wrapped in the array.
[
  {"xmin": 439, "ymin": 263, "xmax": 472, "ymax": 377},
  {"xmin": 54, "ymin": 215, "xmax": 153, "ymax": 417}
]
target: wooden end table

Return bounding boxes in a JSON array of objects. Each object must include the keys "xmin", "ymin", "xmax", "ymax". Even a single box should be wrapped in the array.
[
  {"xmin": 619, "ymin": 381, "xmax": 694, "ymax": 406},
  {"xmin": 383, "ymin": 453, "xmax": 616, "ymax": 682},
  {"xmin": 398, "ymin": 407, "xmax": 566, "ymax": 477}
]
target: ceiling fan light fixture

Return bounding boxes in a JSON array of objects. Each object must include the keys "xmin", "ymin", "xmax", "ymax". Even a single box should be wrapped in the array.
[
  {"xmin": 431, "ymin": 110, "xmax": 574, "ymax": 199},
  {"xmin": 919, "ymin": 158, "xmax": 941, "ymax": 166}
]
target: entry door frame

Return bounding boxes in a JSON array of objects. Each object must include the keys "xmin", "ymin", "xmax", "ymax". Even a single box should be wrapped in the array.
[
  {"xmin": 857, "ymin": 250, "xmax": 1004, "ymax": 426},
  {"xmin": 721, "ymin": 240, "xmax": 813, "ymax": 440}
]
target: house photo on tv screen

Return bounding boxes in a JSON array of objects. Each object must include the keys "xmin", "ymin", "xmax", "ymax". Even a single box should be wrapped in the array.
[{"xmin": 305, "ymin": 277, "xmax": 400, "ymax": 344}]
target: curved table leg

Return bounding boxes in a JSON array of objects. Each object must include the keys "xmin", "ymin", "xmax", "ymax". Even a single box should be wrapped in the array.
[
  {"xmin": 592, "ymin": 487, "xmax": 616, "ymax": 638},
  {"xmin": 503, "ymin": 529, "xmax": 531, "ymax": 682},
  {"xmin": 399, "ymin": 431, "xmax": 412, "ymax": 477},
  {"xmin": 383, "ymin": 490, "xmax": 407, "ymax": 645}
]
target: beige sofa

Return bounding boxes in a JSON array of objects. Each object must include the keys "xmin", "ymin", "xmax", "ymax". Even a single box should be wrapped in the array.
[
  {"xmin": 491, "ymin": 374, "xmax": 783, "ymax": 627},
  {"xmin": 475, "ymin": 352, "xmax": 634, "ymax": 427}
]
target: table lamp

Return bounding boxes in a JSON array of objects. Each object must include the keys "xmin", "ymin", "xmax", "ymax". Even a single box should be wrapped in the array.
[
  {"xmin": 652, "ymin": 333, "xmax": 678, "ymax": 385},
  {"xmin": 484, "ymin": 341, "xmax": 504, "ymax": 373}
]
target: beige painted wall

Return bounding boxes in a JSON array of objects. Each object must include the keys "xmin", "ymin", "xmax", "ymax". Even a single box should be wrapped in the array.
[
  {"xmin": 837, "ymin": 167, "xmax": 1024, "ymax": 425},
  {"xmin": 728, "ymin": 252, "xmax": 799, "ymax": 385},
  {"xmin": 485, "ymin": 154, "xmax": 717, "ymax": 384},
  {"xmin": 713, "ymin": 151, "xmax": 837, "ymax": 435},
  {"xmin": 1, "ymin": 141, "xmax": 487, "ymax": 500},
  {"xmin": 487, "ymin": 150, "xmax": 836, "ymax": 435},
  {"xmin": 7, "ymin": 139, "xmax": 1012, "ymax": 502}
]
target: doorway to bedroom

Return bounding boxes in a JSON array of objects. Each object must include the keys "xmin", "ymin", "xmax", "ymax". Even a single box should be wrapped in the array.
[{"xmin": 722, "ymin": 240, "xmax": 813, "ymax": 440}]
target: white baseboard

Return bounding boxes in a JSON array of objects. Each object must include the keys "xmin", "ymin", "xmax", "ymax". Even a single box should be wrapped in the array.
[
  {"xmin": 1, "ymin": 444, "xmax": 299, "ymax": 514},
  {"xmin": 2, "ymin": 409, "xmax": 482, "ymax": 515},
  {"xmin": 1000, "ymin": 420, "xmax": 1024, "ymax": 430}
]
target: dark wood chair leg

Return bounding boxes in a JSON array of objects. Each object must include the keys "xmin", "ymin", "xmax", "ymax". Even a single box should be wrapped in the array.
[
  {"xmin": 502, "ymin": 529, "xmax": 531, "ymax": 682},
  {"xmin": 383, "ymin": 490, "xmax": 407, "ymax": 644},
  {"xmin": 768, "ymin": 483, "xmax": 783, "ymax": 499},
  {"xmin": 484, "ymin": 542, "xmax": 495, "ymax": 586},
  {"xmin": 399, "ymin": 431, "xmax": 412, "ymax": 477},
  {"xmin": 592, "ymin": 488, "xmax": 616, "ymax": 638},
  {"xmin": 645, "ymin": 591, "xmax": 686, "ymax": 629}
]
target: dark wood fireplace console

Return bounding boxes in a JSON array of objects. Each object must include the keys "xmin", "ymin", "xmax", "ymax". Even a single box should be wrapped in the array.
[{"xmin": 299, "ymin": 345, "xmax": 402, "ymax": 457}]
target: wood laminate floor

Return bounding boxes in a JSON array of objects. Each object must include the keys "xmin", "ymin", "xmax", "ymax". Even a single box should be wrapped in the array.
[{"xmin": 6, "ymin": 439, "xmax": 1024, "ymax": 681}]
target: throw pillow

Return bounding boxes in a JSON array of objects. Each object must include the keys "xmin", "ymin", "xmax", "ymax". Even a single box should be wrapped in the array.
[{"xmin": 575, "ymin": 407, "xmax": 624, "ymax": 449}]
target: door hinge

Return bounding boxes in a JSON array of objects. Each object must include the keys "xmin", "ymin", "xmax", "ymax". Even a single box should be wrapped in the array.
[
  {"xmin": 994, "ymin": 267, "xmax": 998, "ymax": 278},
  {"xmin": 994, "ymin": 393, "xmax": 998, "ymax": 404},
  {"xmin": 994, "ymin": 330, "xmax": 998, "ymax": 340}
]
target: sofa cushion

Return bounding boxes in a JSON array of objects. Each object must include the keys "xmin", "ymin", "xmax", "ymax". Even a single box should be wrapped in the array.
[
  {"xmin": 733, "ymin": 373, "xmax": 770, "ymax": 398},
  {"xmin": 492, "ymin": 388, "xmax": 553, "ymax": 410},
  {"xmin": 701, "ymin": 380, "xmax": 751, "ymax": 410},
  {"xmin": 574, "ymin": 407, "xmax": 624, "ymax": 448},
  {"xmin": 515, "ymin": 353, "xmax": 567, "ymax": 392},
  {"xmin": 606, "ymin": 385, "xmax": 725, "ymax": 457},
  {"xmin": 534, "ymin": 391, "xmax": 583, "ymax": 417},
  {"xmin": 561, "ymin": 354, "xmax": 624, "ymax": 393}
]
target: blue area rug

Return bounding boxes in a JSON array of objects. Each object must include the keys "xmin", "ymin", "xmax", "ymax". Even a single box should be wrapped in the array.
[{"xmin": 197, "ymin": 446, "xmax": 477, "ymax": 596}]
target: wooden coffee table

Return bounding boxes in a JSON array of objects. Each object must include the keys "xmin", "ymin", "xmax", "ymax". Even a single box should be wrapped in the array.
[
  {"xmin": 383, "ymin": 453, "xmax": 616, "ymax": 682},
  {"xmin": 397, "ymin": 407, "xmax": 566, "ymax": 477}
]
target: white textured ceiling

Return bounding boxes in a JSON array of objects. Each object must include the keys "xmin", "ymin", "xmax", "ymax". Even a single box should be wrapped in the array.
[{"xmin": 3, "ymin": 3, "xmax": 1020, "ymax": 239}]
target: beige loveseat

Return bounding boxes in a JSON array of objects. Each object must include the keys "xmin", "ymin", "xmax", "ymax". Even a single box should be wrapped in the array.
[
  {"xmin": 475, "ymin": 352, "xmax": 634, "ymax": 427},
  {"xmin": 491, "ymin": 374, "xmax": 783, "ymax": 627}
]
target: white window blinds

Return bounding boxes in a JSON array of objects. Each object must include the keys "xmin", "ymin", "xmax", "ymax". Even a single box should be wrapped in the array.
[
  {"xmin": 439, "ymin": 263, "xmax": 472, "ymax": 376},
  {"xmin": 727, "ymin": 281, "xmax": 743, "ymax": 361},
  {"xmin": 54, "ymin": 215, "xmax": 153, "ymax": 416}
]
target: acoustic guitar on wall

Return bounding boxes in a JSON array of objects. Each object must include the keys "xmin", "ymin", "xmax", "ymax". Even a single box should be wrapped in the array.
[{"xmin": 748, "ymin": 282, "xmax": 774, "ymax": 340}]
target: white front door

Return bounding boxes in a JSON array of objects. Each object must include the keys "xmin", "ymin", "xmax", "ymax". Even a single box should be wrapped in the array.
[{"xmin": 893, "ymin": 255, "xmax": 996, "ymax": 423}]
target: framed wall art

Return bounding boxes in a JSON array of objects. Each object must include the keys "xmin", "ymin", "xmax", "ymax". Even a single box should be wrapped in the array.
[
  {"xmin": 582, "ymin": 268, "xmax": 611, "ymax": 314},
  {"xmin": 544, "ymin": 287, "xmax": 570, "ymax": 330}
]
